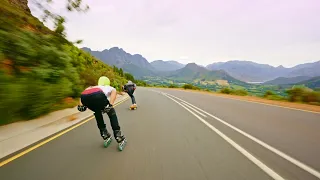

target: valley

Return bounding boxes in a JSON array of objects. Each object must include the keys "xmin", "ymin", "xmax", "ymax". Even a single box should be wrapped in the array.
[{"xmin": 82, "ymin": 46, "xmax": 320, "ymax": 101}]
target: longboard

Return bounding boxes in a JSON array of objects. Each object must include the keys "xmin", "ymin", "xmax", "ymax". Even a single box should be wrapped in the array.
[{"xmin": 129, "ymin": 105, "xmax": 137, "ymax": 110}]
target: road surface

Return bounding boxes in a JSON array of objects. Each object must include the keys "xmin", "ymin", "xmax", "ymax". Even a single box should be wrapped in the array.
[{"xmin": 1, "ymin": 87, "xmax": 319, "ymax": 180}]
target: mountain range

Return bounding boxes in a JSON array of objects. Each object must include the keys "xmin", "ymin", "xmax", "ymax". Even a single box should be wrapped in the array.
[
  {"xmin": 82, "ymin": 47, "xmax": 156, "ymax": 77},
  {"xmin": 150, "ymin": 60, "xmax": 184, "ymax": 71},
  {"xmin": 263, "ymin": 76, "xmax": 312, "ymax": 85},
  {"xmin": 81, "ymin": 47, "xmax": 320, "ymax": 84},
  {"xmin": 167, "ymin": 63, "xmax": 246, "ymax": 85},
  {"xmin": 206, "ymin": 60, "xmax": 320, "ymax": 82}
]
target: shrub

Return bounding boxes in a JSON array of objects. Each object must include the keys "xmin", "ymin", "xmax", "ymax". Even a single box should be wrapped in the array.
[
  {"xmin": 286, "ymin": 87, "xmax": 320, "ymax": 103},
  {"xmin": 232, "ymin": 89, "xmax": 248, "ymax": 96},
  {"xmin": 182, "ymin": 84, "xmax": 200, "ymax": 90},
  {"xmin": 301, "ymin": 91, "xmax": 320, "ymax": 103},
  {"xmin": 169, "ymin": 84, "xmax": 178, "ymax": 88},
  {"xmin": 286, "ymin": 87, "xmax": 307, "ymax": 102},
  {"xmin": 265, "ymin": 95, "xmax": 286, "ymax": 101},
  {"xmin": 135, "ymin": 80, "xmax": 148, "ymax": 87},
  {"xmin": 220, "ymin": 87, "xmax": 248, "ymax": 96},
  {"xmin": 220, "ymin": 87, "xmax": 232, "ymax": 94},
  {"xmin": 263, "ymin": 90, "xmax": 275, "ymax": 97}
]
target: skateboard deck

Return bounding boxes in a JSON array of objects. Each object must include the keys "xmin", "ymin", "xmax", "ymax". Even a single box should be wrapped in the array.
[{"xmin": 129, "ymin": 105, "xmax": 137, "ymax": 110}]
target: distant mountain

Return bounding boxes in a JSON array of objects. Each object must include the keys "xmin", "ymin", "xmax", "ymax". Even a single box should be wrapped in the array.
[
  {"xmin": 150, "ymin": 60, "xmax": 185, "ymax": 71},
  {"xmin": 81, "ymin": 47, "xmax": 155, "ymax": 78},
  {"xmin": 206, "ymin": 60, "xmax": 288, "ymax": 82},
  {"xmin": 121, "ymin": 64, "xmax": 156, "ymax": 78},
  {"xmin": 206, "ymin": 60, "xmax": 320, "ymax": 82},
  {"xmin": 263, "ymin": 76, "xmax": 312, "ymax": 85},
  {"xmin": 167, "ymin": 63, "xmax": 246, "ymax": 85},
  {"xmin": 294, "ymin": 76, "xmax": 320, "ymax": 89},
  {"xmin": 286, "ymin": 61, "xmax": 320, "ymax": 77},
  {"xmin": 82, "ymin": 46, "xmax": 319, "ymax": 83}
]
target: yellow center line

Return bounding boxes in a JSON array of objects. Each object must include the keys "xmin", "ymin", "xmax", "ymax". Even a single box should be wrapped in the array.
[{"xmin": 0, "ymin": 96, "xmax": 129, "ymax": 167}]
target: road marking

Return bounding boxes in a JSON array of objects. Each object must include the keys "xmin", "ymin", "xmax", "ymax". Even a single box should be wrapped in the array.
[
  {"xmin": 180, "ymin": 101, "xmax": 207, "ymax": 117},
  {"xmin": 163, "ymin": 93, "xmax": 285, "ymax": 180},
  {"xmin": 0, "ymin": 96, "xmax": 129, "ymax": 167},
  {"xmin": 164, "ymin": 92, "xmax": 320, "ymax": 179}
]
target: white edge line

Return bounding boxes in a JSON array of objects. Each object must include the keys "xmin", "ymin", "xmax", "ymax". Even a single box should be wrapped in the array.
[
  {"xmin": 173, "ymin": 89, "xmax": 320, "ymax": 114},
  {"xmin": 165, "ymin": 92, "xmax": 320, "ymax": 179},
  {"xmin": 163, "ymin": 93, "xmax": 285, "ymax": 180},
  {"xmin": 180, "ymin": 101, "xmax": 207, "ymax": 117}
]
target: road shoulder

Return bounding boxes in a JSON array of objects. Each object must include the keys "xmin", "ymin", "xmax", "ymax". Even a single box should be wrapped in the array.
[{"xmin": 0, "ymin": 94, "xmax": 129, "ymax": 160}]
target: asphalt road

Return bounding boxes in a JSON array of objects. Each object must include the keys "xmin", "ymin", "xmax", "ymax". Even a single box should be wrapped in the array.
[{"xmin": 1, "ymin": 87, "xmax": 319, "ymax": 180}]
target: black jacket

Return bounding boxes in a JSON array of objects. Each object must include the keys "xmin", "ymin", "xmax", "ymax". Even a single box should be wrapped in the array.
[{"xmin": 123, "ymin": 83, "xmax": 136, "ymax": 93}]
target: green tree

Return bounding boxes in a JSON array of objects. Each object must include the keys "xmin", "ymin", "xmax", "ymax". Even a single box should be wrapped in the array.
[
  {"xmin": 124, "ymin": 73, "xmax": 135, "ymax": 82},
  {"xmin": 119, "ymin": 68, "xmax": 124, "ymax": 77},
  {"xmin": 32, "ymin": 0, "xmax": 89, "ymax": 39},
  {"xmin": 263, "ymin": 90, "xmax": 275, "ymax": 97}
]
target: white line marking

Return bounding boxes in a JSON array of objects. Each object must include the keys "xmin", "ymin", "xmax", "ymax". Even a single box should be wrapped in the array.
[
  {"xmin": 164, "ymin": 92, "xmax": 320, "ymax": 179},
  {"xmin": 163, "ymin": 93, "xmax": 285, "ymax": 180},
  {"xmin": 180, "ymin": 101, "xmax": 207, "ymax": 117},
  {"xmin": 161, "ymin": 88, "xmax": 320, "ymax": 114}
]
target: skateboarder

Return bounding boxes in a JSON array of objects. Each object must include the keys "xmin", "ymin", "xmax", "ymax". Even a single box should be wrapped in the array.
[
  {"xmin": 122, "ymin": 80, "xmax": 137, "ymax": 108},
  {"xmin": 77, "ymin": 76, "xmax": 126, "ymax": 149}
]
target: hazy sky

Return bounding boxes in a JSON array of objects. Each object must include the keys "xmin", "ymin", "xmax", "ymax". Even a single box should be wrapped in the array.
[{"xmin": 29, "ymin": 0, "xmax": 320, "ymax": 67}]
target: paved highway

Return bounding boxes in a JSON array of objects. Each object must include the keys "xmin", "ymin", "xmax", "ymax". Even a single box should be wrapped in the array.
[{"xmin": 1, "ymin": 87, "xmax": 319, "ymax": 180}]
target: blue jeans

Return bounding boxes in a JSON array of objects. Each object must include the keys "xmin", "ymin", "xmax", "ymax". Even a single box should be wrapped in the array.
[{"xmin": 128, "ymin": 90, "xmax": 136, "ymax": 104}]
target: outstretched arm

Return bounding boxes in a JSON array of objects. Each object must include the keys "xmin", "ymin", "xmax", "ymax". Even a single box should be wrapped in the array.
[{"xmin": 109, "ymin": 89, "xmax": 117, "ymax": 105}]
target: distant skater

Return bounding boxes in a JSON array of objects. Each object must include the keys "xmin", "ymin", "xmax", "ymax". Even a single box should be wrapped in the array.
[{"xmin": 122, "ymin": 80, "xmax": 137, "ymax": 108}]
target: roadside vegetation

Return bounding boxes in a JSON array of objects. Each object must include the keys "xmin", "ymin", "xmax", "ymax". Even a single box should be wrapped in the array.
[
  {"xmin": 0, "ymin": 0, "xmax": 135, "ymax": 125},
  {"xmin": 147, "ymin": 82, "xmax": 320, "ymax": 106}
]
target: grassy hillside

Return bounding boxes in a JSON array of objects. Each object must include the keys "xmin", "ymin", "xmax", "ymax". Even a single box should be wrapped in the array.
[
  {"xmin": 0, "ymin": 0, "xmax": 130, "ymax": 125},
  {"xmin": 293, "ymin": 76, "xmax": 320, "ymax": 89},
  {"xmin": 263, "ymin": 76, "xmax": 311, "ymax": 85}
]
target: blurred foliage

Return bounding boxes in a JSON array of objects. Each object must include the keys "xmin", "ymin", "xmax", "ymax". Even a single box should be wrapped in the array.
[
  {"xmin": 168, "ymin": 84, "xmax": 179, "ymax": 88},
  {"xmin": 0, "ymin": 0, "xmax": 132, "ymax": 125},
  {"xmin": 220, "ymin": 87, "xmax": 232, "ymax": 94},
  {"xmin": 286, "ymin": 87, "xmax": 320, "ymax": 103},
  {"xmin": 33, "ymin": 0, "xmax": 89, "ymax": 37},
  {"xmin": 182, "ymin": 84, "xmax": 200, "ymax": 90},
  {"xmin": 220, "ymin": 87, "xmax": 248, "ymax": 96},
  {"xmin": 263, "ymin": 90, "xmax": 275, "ymax": 97}
]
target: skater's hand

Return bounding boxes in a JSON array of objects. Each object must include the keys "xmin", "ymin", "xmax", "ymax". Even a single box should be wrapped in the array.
[
  {"xmin": 77, "ymin": 105, "xmax": 87, "ymax": 112},
  {"xmin": 102, "ymin": 104, "xmax": 113, "ymax": 113}
]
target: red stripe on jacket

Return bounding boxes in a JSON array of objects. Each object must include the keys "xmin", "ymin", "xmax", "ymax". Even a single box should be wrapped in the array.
[{"xmin": 81, "ymin": 87, "xmax": 102, "ymax": 95}]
